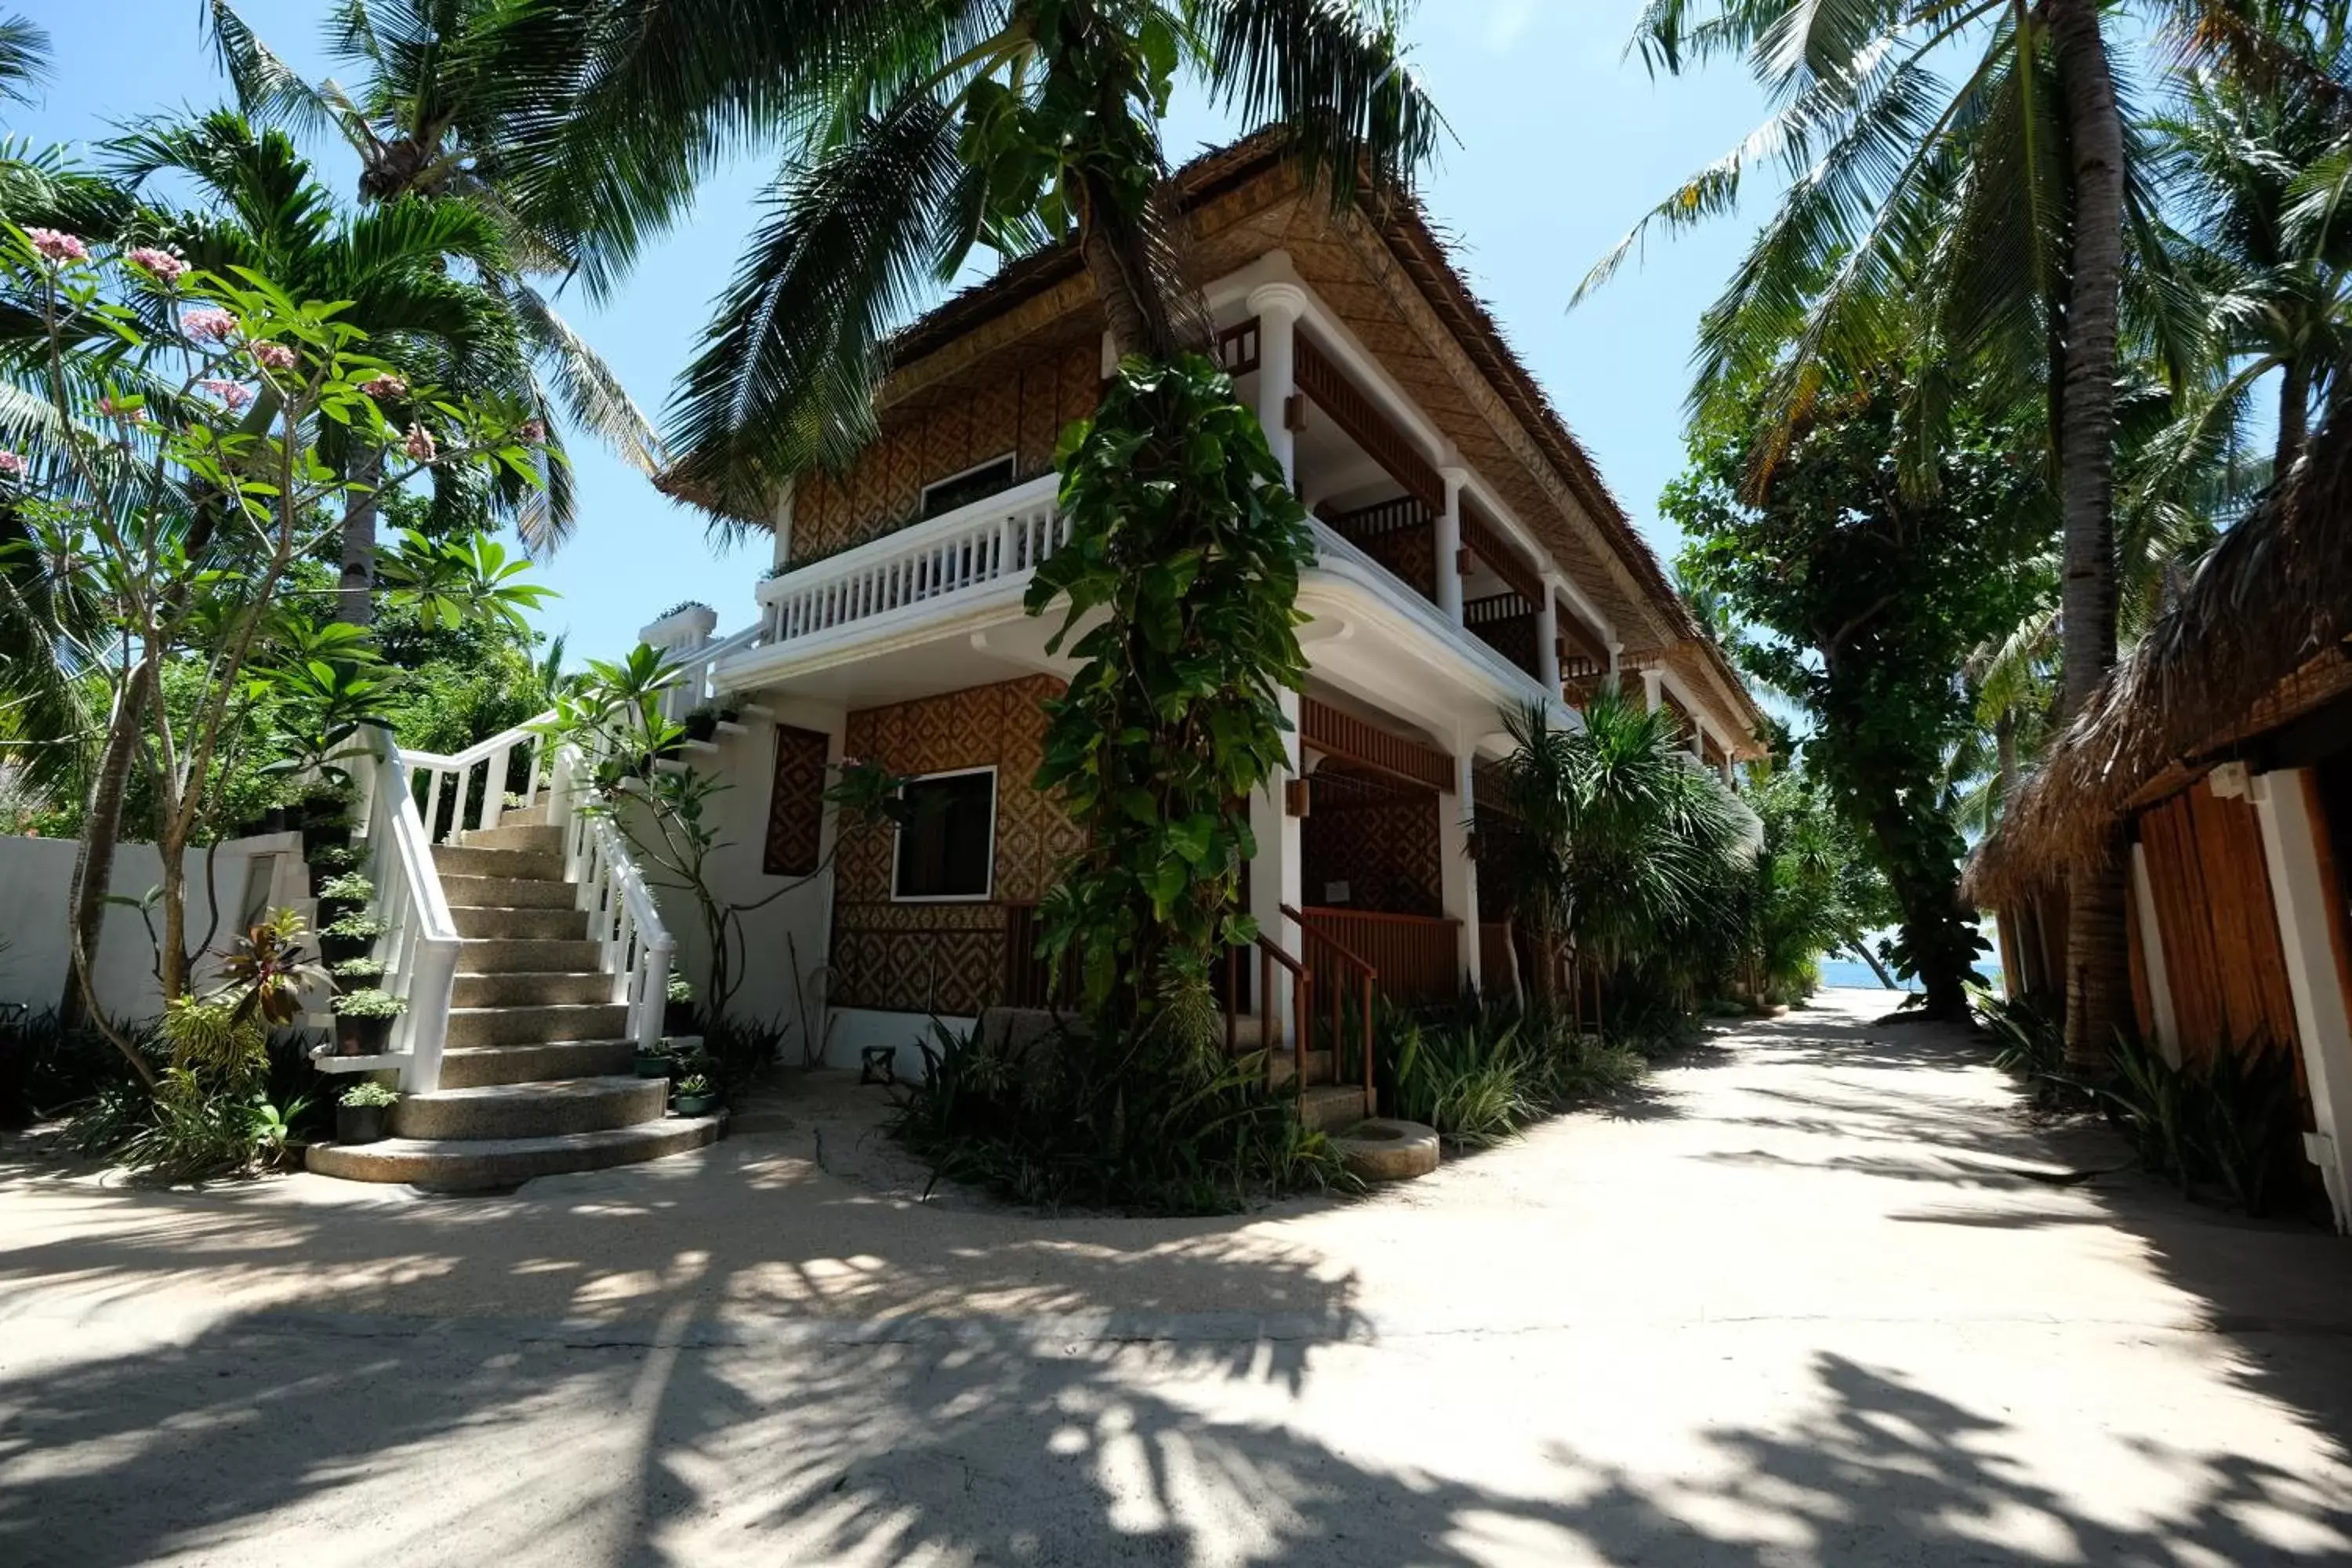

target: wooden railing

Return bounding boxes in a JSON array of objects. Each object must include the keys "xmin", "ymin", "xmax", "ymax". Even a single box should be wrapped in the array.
[
  {"xmin": 1285, "ymin": 906, "xmax": 1376, "ymax": 1122},
  {"xmin": 1223, "ymin": 935, "xmax": 1311, "ymax": 1092},
  {"xmin": 1298, "ymin": 906, "xmax": 1462, "ymax": 1010},
  {"xmin": 1215, "ymin": 317, "xmax": 1262, "ymax": 376},
  {"xmin": 1300, "ymin": 698, "xmax": 1454, "ymax": 792},
  {"xmin": 1295, "ymin": 334, "xmax": 1445, "ymax": 511}
]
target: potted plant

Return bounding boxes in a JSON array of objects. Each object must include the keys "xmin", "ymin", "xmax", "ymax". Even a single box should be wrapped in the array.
[
  {"xmin": 328, "ymin": 956, "xmax": 386, "ymax": 994},
  {"xmin": 664, "ymin": 975, "xmax": 698, "ymax": 1036},
  {"xmin": 671, "ymin": 1073, "xmax": 717, "ymax": 1116},
  {"xmin": 635, "ymin": 1039, "xmax": 677, "ymax": 1079},
  {"xmin": 314, "ymin": 871, "xmax": 375, "ymax": 924},
  {"xmin": 681, "ymin": 704, "xmax": 720, "ymax": 744},
  {"xmin": 318, "ymin": 910, "xmax": 386, "ymax": 964},
  {"xmin": 297, "ymin": 782, "xmax": 359, "ymax": 854},
  {"xmin": 306, "ymin": 840, "xmax": 360, "ymax": 881},
  {"xmin": 336, "ymin": 1080, "xmax": 399, "ymax": 1145},
  {"xmin": 330, "ymin": 987, "xmax": 407, "ymax": 1055}
]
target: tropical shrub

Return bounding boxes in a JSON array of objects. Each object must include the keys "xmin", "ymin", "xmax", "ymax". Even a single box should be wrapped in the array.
[
  {"xmin": 891, "ymin": 1018, "xmax": 1347, "ymax": 1214},
  {"xmin": 329, "ymin": 988, "xmax": 406, "ymax": 1020},
  {"xmin": 337, "ymin": 1080, "xmax": 400, "ymax": 1109},
  {"xmin": 2096, "ymin": 1031, "xmax": 2307, "ymax": 1218}
]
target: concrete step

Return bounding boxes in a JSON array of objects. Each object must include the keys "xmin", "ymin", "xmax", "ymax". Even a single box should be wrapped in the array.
[
  {"xmin": 1266, "ymin": 1047, "xmax": 1336, "ymax": 1087},
  {"xmin": 437, "ymin": 1039, "xmax": 636, "ymax": 1088},
  {"xmin": 458, "ymin": 822, "xmax": 564, "ymax": 855},
  {"xmin": 392, "ymin": 1075, "xmax": 666, "ymax": 1141},
  {"xmin": 450, "ymin": 904, "xmax": 591, "ymax": 941},
  {"xmin": 1301, "ymin": 1083, "xmax": 1370, "ymax": 1134},
  {"xmin": 306, "ymin": 1116, "xmax": 723, "ymax": 1191},
  {"xmin": 501, "ymin": 803, "xmax": 555, "ymax": 828},
  {"xmin": 434, "ymin": 843, "xmax": 564, "ymax": 881},
  {"xmin": 456, "ymin": 938, "xmax": 601, "ymax": 976},
  {"xmin": 452, "ymin": 970, "xmax": 613, "ymax": 1009},
  {"xmin": 447, "ymin": 1002, "xmax": 630, "ymax": 1047},
  {"xmin": 439, "ymin": 874, "xmax": 577, "ymax": 910}
]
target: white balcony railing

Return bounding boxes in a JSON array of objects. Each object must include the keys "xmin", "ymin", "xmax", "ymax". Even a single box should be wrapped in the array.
[{"xmin": 756, "ymin": 474, "xmax": 1065, "ymax": 647}]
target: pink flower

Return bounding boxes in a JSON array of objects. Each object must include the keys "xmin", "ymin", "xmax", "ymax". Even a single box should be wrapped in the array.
[
  {"xmin": 0, "ymin": 450, "xmax": 25, "ymax": 477},
  {"xmin": 358, "ymin": 373, "xmax": 408, "ymax": 399},
  {"xmin": 250, "ymin": 340, "xmax": 296, "ymax": 372},
  {"xmin": 198, "ymin": 378, "xmax": 253, "ymax": 411},
  {"xmin": 402, "ymin": 423, "xmax": 437, "ymax": 462},
  {"xmin": 125, "ymin": 247, "xmax": 188, "ymax": 283},
  {"xmin": 97, "ymin": 395, "xmax": 146, "ymax": 424},
  {"xmin": 518, "ymin": 417, "xmax": 547, "ymax": 444},
  {"xmin": 25, "ymin": 228, "xmax": 87, "ymax": 263},
  {"xmin": 182, "ymin": 307, "xmax": 237, "ymax": 342}
]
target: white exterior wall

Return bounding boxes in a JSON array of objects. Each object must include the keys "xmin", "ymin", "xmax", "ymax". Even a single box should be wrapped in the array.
[{"xmin": 0, "ymin": 831, "xmax": 310, "ymax": 1021}]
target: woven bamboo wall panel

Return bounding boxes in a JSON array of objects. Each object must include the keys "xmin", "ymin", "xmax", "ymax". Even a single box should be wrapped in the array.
[
  {"xmin": 790, "ymin": 344, "xmax": 1098, "ymax": 564},
  {"xmin": 763, "ymin": 724, "xmax": 831, "ymax": 877},
  {"xmin": 1302, "ymin": 765, "xmax": 1443, "ymax": 916},
  {"xmin": 830, "ymin": 677, "xmax": 1083, "ymax": 1013}
]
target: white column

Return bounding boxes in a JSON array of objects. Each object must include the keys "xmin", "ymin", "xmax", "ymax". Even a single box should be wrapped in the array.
[
  {"xmin": 1440, "ymin": 743, "xmax": 1483, "ymax": 994},
  {"xmin": 2129, "ymin": 841, "xmax": 2182, "ymax": 1068},
  {"xmin": 1640, "ymin": 668, "xmax": 1664, "ymax": 714},
  {"xmin": 1537, "ymin": 574, "xmax": 1562, "ymax": 692},
  {"xmin": 770, "ymin": 477, "xmax": 797, "ymax": 575},
  {"xmin": 638, "ymin": 602, "xmax": 720, "ymax": 724},
  {"xmin": 2249, "ymin": 768, "xmax": 2352, "ymax": 1232},
  {"xmin": 1436, "ymin": 466, "xmax": 1467, "ymax": 624},
  {"xmin": 1247, "ymin": 283, "xmax": 1309, "ymax": 487},
  {"xmin": 1247, "ymin": 688, "xmax": 1305, "ymax": 1026}
]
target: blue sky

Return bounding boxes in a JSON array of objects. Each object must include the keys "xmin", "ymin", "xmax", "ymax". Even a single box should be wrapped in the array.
[{"xmin": 13, "ymin": 2, "xmax": 1775, "ymax": 663}]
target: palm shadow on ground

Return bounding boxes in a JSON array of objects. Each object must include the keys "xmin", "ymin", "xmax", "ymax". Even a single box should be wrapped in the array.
[{"xmin": 4, "ymin": 996, "xmax": 2352, "ymax": 1563}]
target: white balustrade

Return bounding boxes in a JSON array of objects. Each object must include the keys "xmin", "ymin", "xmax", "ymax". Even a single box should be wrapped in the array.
[
  {"xmin": 348, "ymin": 726, "xmax": 462, "ymax": 1092},
  {"xmin": 552, "ymin": 746, "xmax": 673, "ymax": 1051},
  {"xmin": 659, "ymin": 622, "xmax": 765, "ymax": 725},
  {"xmin": 405, "ymin": 717, "xmax": 555, "ymax": 844},
  {"xmin": 757, "ymin": 474, "xmax": 1066, "ymax": 645}
]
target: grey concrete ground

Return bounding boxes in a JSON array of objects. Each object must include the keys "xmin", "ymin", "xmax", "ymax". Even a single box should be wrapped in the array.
[{"xmin": 5, "ymin": 989, "xmax": 2352, "ymax": 1565}]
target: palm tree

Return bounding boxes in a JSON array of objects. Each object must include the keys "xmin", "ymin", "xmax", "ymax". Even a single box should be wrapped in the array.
[
  {"xmin": 203, "ymin": 0, "xmax": 668, "ymax": 552},
  {"xmin": 1490, "ymin": 690, "xmax": 1748, "ymax": 1022},
  {"xmin": 1576, "ymin": 0, "xmax": 2162, "ymax": 1066},
  {"xmin": 554, "ymin": 0, "xmax": 1441, "ymax": 512}
]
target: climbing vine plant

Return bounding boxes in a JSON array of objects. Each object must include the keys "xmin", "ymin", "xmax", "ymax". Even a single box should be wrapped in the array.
[{"xmin": 1025, "ymin": 354, "xmax": 1313, "ymax": 1049}]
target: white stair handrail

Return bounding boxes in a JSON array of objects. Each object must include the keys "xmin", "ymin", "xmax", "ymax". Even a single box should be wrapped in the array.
[
  {"xmin": 550, "ymin": 741, "xmax": 674, "ymax": 1051},
  {"xmin": 404, "ymin": 712, "xmax": 557, "ymax": 844},
  {"xmin": 352, "ymin": 725, "xmax": 463, "ymax": 1093}
]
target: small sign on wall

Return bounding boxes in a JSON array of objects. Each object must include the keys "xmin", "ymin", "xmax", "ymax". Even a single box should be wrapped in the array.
[{"xmin": 1324, "ymin": 880, "xmax": 1351, "ymax": 905}]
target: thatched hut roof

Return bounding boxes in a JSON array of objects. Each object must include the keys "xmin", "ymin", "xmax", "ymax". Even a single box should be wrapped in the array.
[{"xmin": 1965, "ymin": 405, "xmax": 2352, "ymax": 909}]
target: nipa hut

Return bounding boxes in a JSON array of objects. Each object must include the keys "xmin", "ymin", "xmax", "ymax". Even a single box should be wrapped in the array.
[{"xmin": 1965, "ymin": 405, "xmax": 2352, "ymax": 1228}]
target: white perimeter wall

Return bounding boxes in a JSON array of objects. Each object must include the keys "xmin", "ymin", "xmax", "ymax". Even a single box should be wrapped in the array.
[{"xmin": 0, "ymin": 831, "xmax": 313, "ymax": 1022}]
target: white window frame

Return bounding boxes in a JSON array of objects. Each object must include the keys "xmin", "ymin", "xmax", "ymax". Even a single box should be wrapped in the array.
[
  {"xmin": 889, "ymin": 764, "xmax": 999, "ymax": 903},
  {"xmin": 920, "ymin": 452, "xmax": 1018, "ymax": 518}
]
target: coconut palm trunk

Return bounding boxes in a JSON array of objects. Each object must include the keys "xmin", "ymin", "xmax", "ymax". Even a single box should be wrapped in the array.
[
  {"xmin": 2048, "ymin": 0, "xmax": 2130, "ymax": 1074},
  {"xmin": 2278, "ymin": 357, "xmax": 2311, "ymax": 475}
]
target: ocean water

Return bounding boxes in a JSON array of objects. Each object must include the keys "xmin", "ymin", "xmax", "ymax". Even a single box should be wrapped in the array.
[{"xmin": 1814, "ymin": 958, "xmax": 2004, "ymax": 994}]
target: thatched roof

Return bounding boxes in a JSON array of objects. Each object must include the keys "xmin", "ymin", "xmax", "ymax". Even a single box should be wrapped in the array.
[{"xmin": 1965, "ymin": 405, "xmax": 2352, "ymax": 909}]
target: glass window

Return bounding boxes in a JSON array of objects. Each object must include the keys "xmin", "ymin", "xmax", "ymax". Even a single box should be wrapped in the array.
[
  {"xmin": 893, "ymin": 771, "xmax": 996, "ymax": 899},
  {"xmin": 920, "ymin": 455, "xmax": 1017, "ymax": 520}
]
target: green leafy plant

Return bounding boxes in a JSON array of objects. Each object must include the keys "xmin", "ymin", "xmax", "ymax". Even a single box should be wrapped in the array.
[
  {"xmin": 2092, "ymin": 1030, "xmax": 2306, "ymax": 1217},
  {"xmin": 306, "ymin": 843, "xmax": 361, "ymax": 873},
  {"xmin": 314, "ymin": 872, "xmax": 376, "ymax": 903},
  {"xmin": 339, "ymin": 1080, "xmax": 400, "ymax": 1109},
  {"xmin": 319, "ymin": 912, "xmax": 387, "ymax": 942},
  {"xmin": 209, "ymin": 909, "xmax": 328, "ymax": 1026},
  {"xmin": 329, "ymin": 988, "xmax": 407, "ymax": 1020},
  {"xmin": 667, "ymin": 975, "xmax": 695, "ymax": 1005},
  {"xmin": 675, "ymin": 1073, "xmax": 712, "ymax": 1097},
  {"xmin": 328, "ymin": 956, "xmax": 387, "ymax": 981}
]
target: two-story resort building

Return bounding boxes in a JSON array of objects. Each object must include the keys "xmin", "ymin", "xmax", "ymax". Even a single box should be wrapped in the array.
[{"xmin": 641, "ymin": 136, "xmax": 1766, "ymax": 1073}]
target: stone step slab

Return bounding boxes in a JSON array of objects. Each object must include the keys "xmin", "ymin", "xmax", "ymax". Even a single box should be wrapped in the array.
[
  {"xmin": 438, "ymin": 874, "xmax": 578, "ymax": 910},
  {"xmin": 436, "ymin": 1039, "xmax": 636, "ymax": 1088},
  {"xmin": 446, "ymin": 1002, "xmax": 630, "ymax": 1047},
  {"xmin": 455, "ymin": 938, "xmax": 602, "ymax": 976},
  {"xmin": 306, "ymin": 1116, "xmax": 723, "ymax": 1191},
  {"xmin": 391, "ymin": 1075, "xmax": 666, "ymax": 1141},
  {"xmin": 434, "ymin": 844, "xmax": 564, "ymax": 881},
  {"xmin": 1301, "ymin": 1083, "xmax": 1371, "ymax": 1134},
  {"xmin": 459, "ymin": 823, "xmax": 565, "ymax": 855},
  {"xmin": 451, "ymin": 971, "xmax": 613, "ymax": 1009},
  {"xmin": 450, "ymin": 905, "xmax": 592, "ymax": 942}
]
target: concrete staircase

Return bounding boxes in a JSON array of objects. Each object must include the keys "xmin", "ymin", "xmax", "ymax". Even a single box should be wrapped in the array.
[{"xmin": 307, "ymin": 813, "xmax": 721, "ymax": 1190}]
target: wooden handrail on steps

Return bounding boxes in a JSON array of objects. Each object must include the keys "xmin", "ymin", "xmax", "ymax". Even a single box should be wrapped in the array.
[
  {"xmin": 1284, "ymin": 904, "xmax": 1377, "ymax": 1122},
  {"xmin": 1222, "ymin": 934, "xmax": 1312, "ymax": 1096}
]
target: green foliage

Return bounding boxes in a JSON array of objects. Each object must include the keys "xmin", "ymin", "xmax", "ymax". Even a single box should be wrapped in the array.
[
  {"xmin": 1668, "ymin": 380, "xmax": 2049, "ymax": 1016},
  {"xmin": 674, "ymin": 1073, "xmax": 713, "ymax": 1097},
  {"xmin": 209, "ymin": 908, "xmax": 328, "ymax": 1026},
  {"xmin": 337, "ymin": 1080, "xmax": 399, "ymax": 1109},
  {"xmin": 1976, "ymin": 989, "xmax": 2068, "ymax": 1081},
  {"xmin": 328, "ymin": 956, "xmax": 385, "ymax": 981},
  {"xmin": 320, "ymin": 912, "xmax": 386, "ymax": 942},
  {"xmin": 891, "ymin": 1018, "xmax": 1348, "ymax": 1214},
  {"xmin": 1025, "ymin": 355, "xmax": 1314, "ymax": 1044},
  {"xmin": 315, "ymin": 873, "xmax": 375, "ymax": 902},
  {"xmin": 2094, "ymin": 1032, "xmax": 2307, "ymax": 1218},
  {"xmin": 1379, "ymin": 998, "xmax": 1654, "ymax": 1147},
  {"xmin": 1487, "ymin": 687, "xmax": 1749, "ymax": 1007},
  {"xmin": 329, "ymin": 987, "xmax": 406, "ymax": 1019}
]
